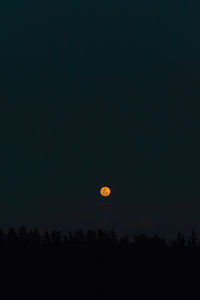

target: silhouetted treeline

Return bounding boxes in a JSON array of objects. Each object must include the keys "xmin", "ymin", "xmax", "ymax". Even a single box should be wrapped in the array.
[
  {"xmin": 0, "ymin": 226, "xmax": 199, "ymax": 249},
  {"xmin": 1, "ymin": 226, "xmax": 200, "ymax": 299}
]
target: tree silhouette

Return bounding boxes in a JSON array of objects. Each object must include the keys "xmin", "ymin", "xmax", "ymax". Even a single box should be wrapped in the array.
[
  {"xmin": 188, "ymin": 230, "xmax": 199, "ymax": 247},
  {"xmin": 30, "ymin": 228, "xmax": 40, "ymax": 246},
  {"xmin": 169, "ymin": 232, "xmax": 186, "ymax": 248}
]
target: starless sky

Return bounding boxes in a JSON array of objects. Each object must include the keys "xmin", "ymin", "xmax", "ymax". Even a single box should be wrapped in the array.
[{"xmin": 0, "ymin": 1, "xmax": 200, "ymax": 237}]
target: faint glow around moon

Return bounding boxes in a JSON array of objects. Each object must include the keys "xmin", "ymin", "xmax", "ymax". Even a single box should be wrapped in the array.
[{"xmin": 100, "ymin": 186, "xmax": 111, "ymax": 197}]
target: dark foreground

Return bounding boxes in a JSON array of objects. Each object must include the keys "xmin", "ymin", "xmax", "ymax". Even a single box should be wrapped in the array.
[{"xmin": 0, "ymin": 227, "xmax": 199, "ymax": 299}]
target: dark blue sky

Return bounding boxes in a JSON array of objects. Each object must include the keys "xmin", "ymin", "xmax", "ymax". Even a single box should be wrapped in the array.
[{"xmin": 0, "ymin": 1, "xmax": 200, "ymax": 237}]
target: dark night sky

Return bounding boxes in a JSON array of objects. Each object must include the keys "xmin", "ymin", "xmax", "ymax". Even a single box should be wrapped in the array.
[{"xmin": 1, "ymin": 1, "xmax": 200, "ymax": 237}]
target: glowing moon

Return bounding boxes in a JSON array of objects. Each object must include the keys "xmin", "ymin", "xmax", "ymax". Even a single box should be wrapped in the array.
[{"xmin": 100, "ymin": 186, "xmax": 111, "ymax": 197}]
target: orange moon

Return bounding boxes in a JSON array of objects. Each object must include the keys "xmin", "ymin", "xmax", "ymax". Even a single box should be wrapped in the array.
[{"xmin": 100, "ymin": 186, "xmax": 111, "ymax": 197}]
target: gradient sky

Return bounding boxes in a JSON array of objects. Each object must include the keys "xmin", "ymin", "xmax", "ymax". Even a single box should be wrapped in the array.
[{"xmin": 1, "ymin": 1, "xmax": 200, "ymax": 238}]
